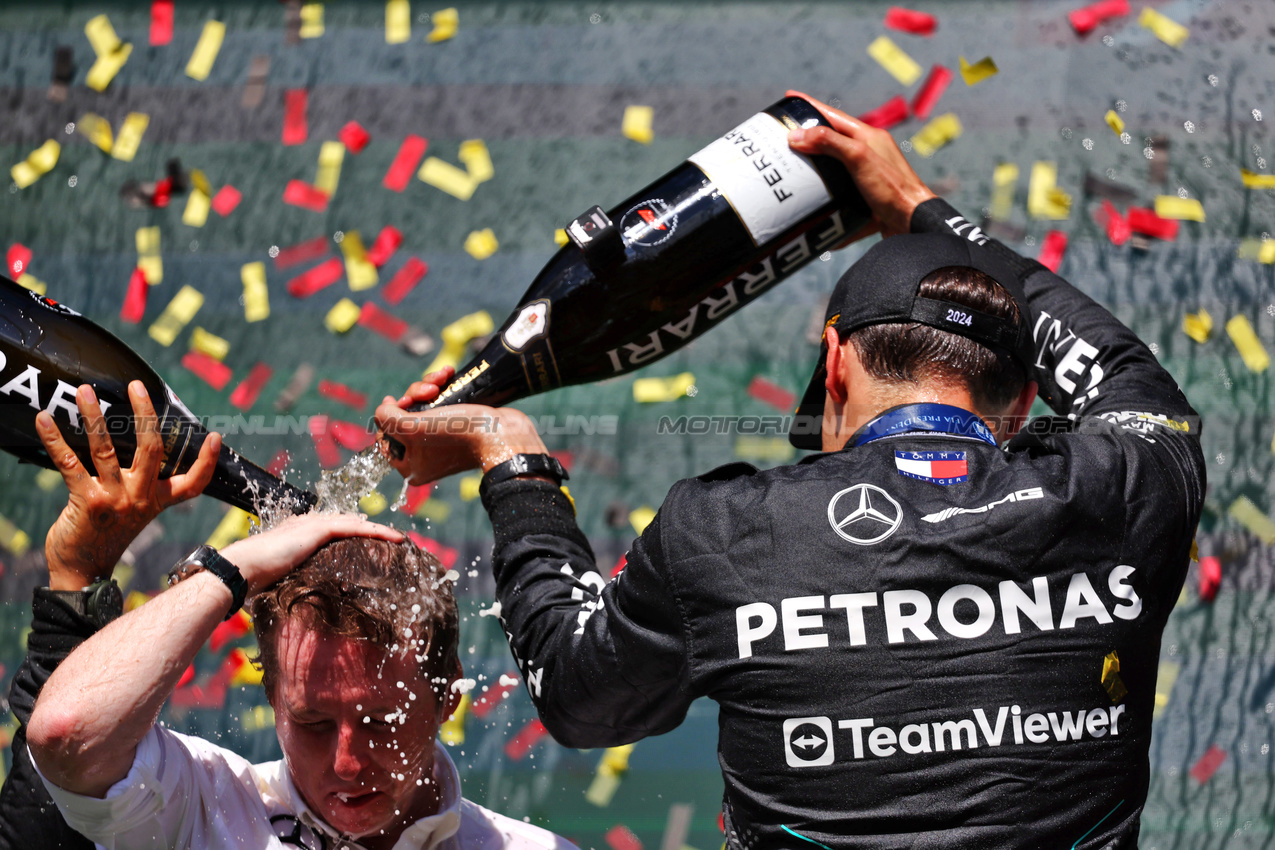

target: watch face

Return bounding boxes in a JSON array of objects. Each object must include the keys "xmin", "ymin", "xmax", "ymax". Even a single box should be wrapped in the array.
[{"xmin": 87, "ymin": 580, "xmax": 124, "ymax": 626}]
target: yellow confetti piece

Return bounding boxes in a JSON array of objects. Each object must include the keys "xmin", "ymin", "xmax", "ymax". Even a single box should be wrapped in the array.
[
  {"xmin": 910, "ymin": 113, "xmax": 962, "ymax": 158},
  {"xmin": 1155, "ymin": 196, "xmax": 1205, "ymax": 222},
  {"xmin": 242, "ymin": 705, "xmax": 275, "ymax": 732},
  {"xmin": 186, "ymin": 20, "xmax": 226, "ymax": 81},
  {"xmin": 340, "ymin": 231, "xmax": 379, "ymax": 291},
  {"xmin": 459, "ymin": 474, "xmax": 482, "ymax": 501},
  {"xmin": 325, "ymin": 298, "xmax": 362, "ymax": 334},
  {"xmin": 314, "ymin": 140, "xmax": 346, "ymax": 196},
  {"xmin": 0, "ymin": 514, "xmax": 30, "ymax": 557},
  {"xmin": 440, "ymin": 310, "xmax": 494, "ymax": 347},
  {"xmin": 1104, "ymin": 110, "xmax": 1125, "ymax": 136},
  {"xmin": 1153, "ymin": 660, "xmax": 1179, "ymax": 718},
  {"xmin": 228, "ymin": 647, "xmax": 265, "ymax": 687},
  {"xmin": 1238, "ymin": 238, "xmax": 1275, "ymax": 264},
  {"xmin": 359, "ymin": 491, "xmax": 388, "ymax": 515},
  {"xmin": 417, "ymin": 499, "xmax": 451, "ymax": 523},
  {"xmin": 425, "ymin": 343, "xmax": 465, "ymax": 375},
  {"xmin": 633, "ymin": 372, "xmax": 695, "ymax": 403},
  {"xmin": 189, "ymin": 326, "xmax": 230, "ymax": 361},
  {"xmin": 958, "ymin": 55, "xmax": 998, "ymax": 86},
  {"xmin": 1240, "ymin": 169, "xmax": 1275, "ymax": 189},
  {"xmin": 136, "ymin": 226, "xmax": 162, "ymax": 284},
  {"xmin": 439, "ymin": 694, "xmax": 469, "ymax": 745},
  {"xmin": 111, "ymin": 112, "xmax": 150, "ymax": 162},
  {"xmin": 586, "ymin": 744, "xmax": 637, "ymax": 807},
  {"xmin": 207, "ymin": 507, "xmax": 255, "ymax": 549},
  {"xmin": 148, "ymin": 285, "xmax": 204, "ymax": 347},
  {"xmin": 989, "ymin": 163, "xmax": 1019, "ymax": 220},
  {"xmin": 734, "ymin": 436, "xmax": 795, "ymax": 463},
  {"xmin": 1139, "ymin": 7, "xmax": 1188, "ymax": 48},
  {"xmin": 426, "ymin": 7, "xmax": 458, "ymax": 42},
  {"xmin": 86, "ymin": 42, "xmax": 132, "ymax": 92},
  {"xmin": 629, "ymin": 506, "xmax": 657, "ymax": 535},
  {"xmin": 622, "ymin": 105, "xmax": 655, "ymax": 144},
  {"xmin": 85, "ymin": 14, "xmax": 122, "ymax": 56},
  {"xmin": 1101, "ymin": 650, "xmax": 1126, "ymax": 704},
  {"xmin": 1229, "ymin": 496, "xmax": 1275, "ymax": 544},
  {"xmin": 458, "ymin": 139, "xmax": 494, "ymax": 184},
  {"xmin": 386, "ymin": 0, "xmax": 411, "ymax": 43},
  {"xmin": 113, "ymin": 563, "xmax": 134, "ymax": 591},
  {"xmin": 1225, "ymin": 315, "xmax": 1270, "ymax": 372},
  {"xmin": 189, "ymin": 168, "xmax": 213, "ymax": 198},
  {"xmin": 124, "ymin": 590, "xmax": 151, "ymax": 612},
  {"xmin": 1027, "ymin": 161, "xmax": 1072, "ymax": 220},
  {"xmin": 10, "ymin": 140, "xmax": 60, "ymax": 189},
  {"xmin": 1190, "ymin": 538, "xmax": 1199, "ymax": 562},
  {"xmin": 419, "ymin": 156, "xmax": 477, "ymax": 200},
  {"xmin": 241, "ymin": 262, "xmax": 270, "ymax": 322},
  {"xmin": 464, "ymin": 228, "xmax": 499, "ymax": 260},
  {"xmin": 35, "ymin": 468, "xmax": 63, "ymax": 492},
  {"xmin": 560, "ymin": 484, "xmax": 576, "ymax": 513},
  {"xmin": 867, "ymin": 35, "xmax": 922, "ymax": 86},
  {"xmin": 17, "ymin": 274, "xmax": 47, "ymax": 296},
  {"xmin": 300, "ymin": 3, "xmax": 325, "ymax": 38},
  {"xmin": 1182, "ymin": 309, "xmax": 1212, "ymax": 343},
  {"xmin": 554, "ymin": 228, "xmax": 569, "ymax": 246},
  {"xmin": 182, "ymin": 189, "xmax": 211, "ymax": 227},
  {"xmin": 77, "ymin": 112, "xmax": 114, "ymax": 153}
]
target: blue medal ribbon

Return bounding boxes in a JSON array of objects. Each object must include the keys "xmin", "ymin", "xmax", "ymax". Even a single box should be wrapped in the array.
[{"xmin": 849, "ymin": 402, "xmax": 998, "ymax": 448}]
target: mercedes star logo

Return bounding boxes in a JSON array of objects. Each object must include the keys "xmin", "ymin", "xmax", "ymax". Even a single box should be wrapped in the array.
[{"xmin": 827, "ymin": 484, "xmax": 903, "ymax": 545}]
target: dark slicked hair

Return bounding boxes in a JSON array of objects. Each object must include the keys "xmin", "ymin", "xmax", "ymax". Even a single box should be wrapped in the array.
[{"xmin": 848, "ymin": 265, "xmax": 1027, "ymax": 411}]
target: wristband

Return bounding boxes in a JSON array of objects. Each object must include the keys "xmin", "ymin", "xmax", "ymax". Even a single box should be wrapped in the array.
[
  {"xmin": 479, "ymin": 453, "xmax": 569, "ymax": 501},
  {"xmin": 167, "ymin": 544, "xmax": 248, "ymax": 621}
]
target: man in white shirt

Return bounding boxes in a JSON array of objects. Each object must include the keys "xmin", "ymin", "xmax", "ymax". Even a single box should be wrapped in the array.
[{"xmin": 26, "ymin": 382, "xmax": 575, "ymax": 850}]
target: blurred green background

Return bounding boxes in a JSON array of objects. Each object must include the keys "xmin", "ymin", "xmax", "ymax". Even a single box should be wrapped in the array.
[{"xmin": 2, "ymin": 1, "xmax": 1274, "ymax": 848}]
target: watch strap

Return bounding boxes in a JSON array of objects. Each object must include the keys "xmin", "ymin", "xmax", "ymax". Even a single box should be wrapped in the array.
[
  {"xmin": 47, "ymin": 579, "xmax": 123, "ymax": 629},
  {"xmin": 170, "ymin": 545, "xmax": 248, "ymax": 621},
  {"xmin": 479, "ymin": 453, "xmax": 568, "ymax": 501}
]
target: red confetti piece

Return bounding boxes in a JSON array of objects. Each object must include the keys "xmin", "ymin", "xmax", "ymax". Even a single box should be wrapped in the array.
[
  {"xmin": 308, "ymin": 415, "xmax": 342, "ymax": 468},
  {"xmin": 404, "ymin": 483, "xmax": 432, "ymax": 514},
  {"xmin": 1095, "ymin": 201, "xmax": 1132, "ymax": 246},
  {"xmin": 366, "ymin": 225, "xmax": 404, "ymax": 267},
  {"xmin": 338, "ymin": 121, "xmax": 371, "ymax": 154},
  {"xmin": 884, "ymin": 6, "xmax": 936, "ymax": 35},
  {"xmin": 1198, "ymin": 555, "xmax": 1222, "ymax": 603},
  {"xmin": 211, "ymin": 185, "xmax": 242, "ymax": 216},
  {"xmin": 384, "ymin": 134, "xmax": 428, "ymax": 192},
  {"xmin": 1127, "ymin": 207, "xmax": 1179, "ymax": 241},
  {"xmin": 282, "ymin": 89, "xmax": 309, "ymax": 146},
  {"xmin": 505, "ymin": 719, "xmax": 548, "ymax": 760},
  {"xmin": 210, "ymin": 609, "xmax": 253, "ymax": 652},
  {"xmin": 1189, "ymin": 745, "xmax": 1226, "ymax": 783},
  {"xmin": 911, "ymin": 65, "xmax": 953, "ymax": 121},
  {"xmin": 358, "ymin": 302, "xmax": 409, "ymax": 342},
  {"xmin": 6, "ymin": 243, "xmax": 32, "ymax": 278},
  {"xmin": 274, "ymin": 235, "xmax": 330, "ymax": 269},
  {"xmin": 151, "ymin": 176, "xmax": 173, "ymax": 209},
  {"xmin": 858, "ymin": 96, "xmax": 910, "ymax": 130},
  {"xmin": 329, "ymin": 419, "xmax": 376, "ymax": 451},
  {"xmin": 286, "ymin": 257, "xmax": 344, "ymax": 297},
  {"xmin": 550, "ymin": 450, "xmax": 574, "ymax": 472},
  {"xmin": 467, "ymin": 674, "xmax": 520, "ymax": 717},
  {"xmin": 317, "ymin": 379, "xmax": 368, "ymax": 410},
  {"xmin": 407, "ymin": 531, "xmax": 459, "ymax": 568},
  {"xmin": 1068, "ymin": 0, "xmax": 1130, "ymax": 35},
  {"xmin": 120, "ymin": 267, "xmax": 149, "ymax": 324},
  {"xmin": 747, "ymin": 376, "xmax": 796, "ymax": 412},
  {"xmin": 382, "ymin": 257, "xmax": 428, "ymax": 305},
  {"xmin": 266, "ymin": 449, "xmax": 291, "ymax": 477},
  {"xmin": 171, "ymin": 666, "xmax": 231, "ymax": 710},
  {"xmin": 181, "ymin": 350, "xmax": 233, "ymax": 391},
  {"xmin": 611, "ymin": 553, "xmax": 627, "ymax": 578},
  {"xmin": 1037, "ymin": 230, "xmax": 1068, "ymax": 273},
  {"xmin": 150, "ymin": 0, "xmax": 174, "ymax": 45},
  {"xmin": 229, "ymin": 362, "xmax": 274, "ymax": 410},
  {"xmin": 282, "ymin": 180, "xmax": 330, "ymax": 213},
  {"xmin": 176, "ymin": 664, "xmax": 195, "ymax": 689},
  {"xmin": 605, "ymin": 825, "xmax": 643, "ymax": 850}
]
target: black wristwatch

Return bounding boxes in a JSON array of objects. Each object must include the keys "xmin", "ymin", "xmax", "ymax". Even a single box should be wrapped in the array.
[
  {"xmin": 479, "ymin": 453, "xmax": 569, "ymax": 500},
  {"xmin": 167, "ymin": 544, "xmax": 248, "ymax": 621},
  {"xmin": 49, "ymin": 578, "xmax": 124, "ymax": 629}
]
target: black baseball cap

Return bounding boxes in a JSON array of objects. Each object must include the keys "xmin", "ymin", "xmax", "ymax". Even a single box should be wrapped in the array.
[{"xmin": 788, "ymin": 233, "xmax": 1034, "ymax": 450}]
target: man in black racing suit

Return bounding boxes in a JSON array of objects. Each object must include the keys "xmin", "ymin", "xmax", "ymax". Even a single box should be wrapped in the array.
[{"xmin": 376, "ymin": 93, "xmax": 1205, "ymax": 849}]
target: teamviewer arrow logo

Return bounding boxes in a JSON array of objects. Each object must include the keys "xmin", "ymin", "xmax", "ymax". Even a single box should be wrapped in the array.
[{"xmin": 783, "ymin": 717, "xmax": 834, "ymax": 767}]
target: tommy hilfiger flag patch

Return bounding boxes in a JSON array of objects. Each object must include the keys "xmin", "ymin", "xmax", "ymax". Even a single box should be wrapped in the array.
[{"xmin": 895, "ymin": 450, "xmax": 968, "ymax": 484}]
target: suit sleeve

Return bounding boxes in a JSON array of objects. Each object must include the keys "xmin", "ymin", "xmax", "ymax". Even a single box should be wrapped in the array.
[{"xmin": 481, "ymin": 478, "xmax": 695, "ymax": 748}]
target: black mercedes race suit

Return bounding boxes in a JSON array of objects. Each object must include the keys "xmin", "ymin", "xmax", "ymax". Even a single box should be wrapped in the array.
[{"xmin": 479, "ymin": 198, "xmax": 1205, "ymax": 850}]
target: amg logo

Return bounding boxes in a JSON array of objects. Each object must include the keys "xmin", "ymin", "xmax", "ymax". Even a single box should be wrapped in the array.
[{"xmin": 921, "ymin": 487, "xmax": 1044, "ymax": 523}]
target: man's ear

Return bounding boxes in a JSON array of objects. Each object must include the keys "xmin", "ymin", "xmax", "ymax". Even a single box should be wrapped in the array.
[
  {"xmin": 823, "ymin": 327, "xmax": 848, "ymax": 405},
  {"xmin": 437, "ymin": 657, "xmax": 464, "ymax": 723},
  {"xmin": 1003, "ymin": 380, "xmax": 1038, "ymax": 441}
]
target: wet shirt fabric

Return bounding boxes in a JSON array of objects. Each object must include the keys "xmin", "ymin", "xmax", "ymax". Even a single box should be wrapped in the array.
[
  {"xmin": 479, "ymin": 198, "xmax": 1205, "ymax": 850},
  {"xmin": 35, "ymin": 731, "xmax": 574, "ymax": 850}
]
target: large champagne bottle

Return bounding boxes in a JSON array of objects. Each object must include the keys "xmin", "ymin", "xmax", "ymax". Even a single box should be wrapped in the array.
[
  {"xmin": 387, "ymin": 95, "xmax": 868, "ymax": 457},
  {"xmin": 0, "ymin": 276, "xmax": 317, "ymax": 514}
]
